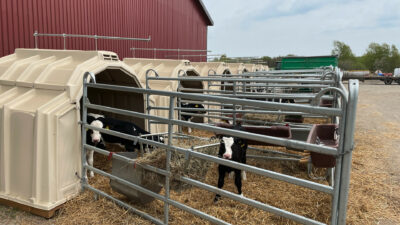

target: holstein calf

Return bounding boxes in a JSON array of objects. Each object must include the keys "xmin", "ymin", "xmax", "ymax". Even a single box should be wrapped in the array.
[
  {"xmin": 85, "ymin": 113, "xmax": 164, "ymax": 177},
  {"xmin": 180, "ymin": 102, "xmax": 206, "ymax": 133},
  {"xmin": 214, "ymin": 130, "xmax": 248, "ymax": 202}
]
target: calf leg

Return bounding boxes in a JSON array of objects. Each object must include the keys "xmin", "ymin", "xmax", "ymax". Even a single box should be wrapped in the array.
[
  {"xmin": 214, "ymin": 166, "xmax": 226, "ymax": 203},
  {"xmin": 188, "ymin": 118, "xmax": 192, "ymax": 133},
  {"xmin": 125, "ymin": 143, "xmax": 136, "ymax": 152},
  {"xmin": 234, "ymin": 170, "xmax": 242, "ymax": 195},
  {"xmin": 87, "ymin": 150, "xmax": 94, "ymax": 178},
  {"xmin": 242, "ymin": 171, "xmax": 247, "ymax": 181}
]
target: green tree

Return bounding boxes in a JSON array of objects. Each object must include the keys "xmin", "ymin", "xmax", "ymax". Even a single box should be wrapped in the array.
[
  {"xmin": 332, "ymin": 41, "xmax": 355, "ymax": 59},
  {"xmin": 361, "ymin": 43, "xmax": 400, "ymax": 72},
  {"xmin": 331, "ymin": 41, "xmax": 366, "ymax": 70}
]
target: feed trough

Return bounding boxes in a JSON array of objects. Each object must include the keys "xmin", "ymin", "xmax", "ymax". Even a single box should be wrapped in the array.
[
  {"xmin": 307, "ymin": 124, "xmax": 338, "ymax": 168},
  {"xmin": 110, "ymin": 152, "xmax": 163, "ymax": 204},
  {"xmin": 320, "ymin": 99, "xmax": 333, "ymax": 107},
  {"xmin": 214, "ymin": 123, "xmax": 292, "ymax": 145}
]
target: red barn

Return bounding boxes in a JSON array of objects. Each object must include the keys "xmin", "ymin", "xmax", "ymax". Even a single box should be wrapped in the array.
[{"xmin": 0, "ymin": 0, "xmax": 213, "ymax": 61}]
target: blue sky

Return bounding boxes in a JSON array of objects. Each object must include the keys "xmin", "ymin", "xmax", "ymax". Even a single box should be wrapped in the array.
[{"xmin": 202, "ymin": 0, "xmax": 400, "ymax": 57}]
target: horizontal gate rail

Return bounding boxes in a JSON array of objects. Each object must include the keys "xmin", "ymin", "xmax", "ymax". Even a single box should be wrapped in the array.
[
  {"xmin": 147, "ymin": 76, "xmax": 337, "ymax": 84},
  {"xmin": 86, "ymin": 83, "xmax": 342, "ymax": 117}
]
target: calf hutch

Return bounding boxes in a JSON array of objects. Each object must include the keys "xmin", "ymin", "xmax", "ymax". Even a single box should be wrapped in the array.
[
  {"xmin": 123, "ymin": 58, "xmax": 206, "ymax": 126},
  {"xmin": 0, "ymin": 48, "xmax": 158, "ymax": 216},
  {"xmin": 191, "ymin": 62, "xmax": 231, "ymax": 77},
  {"xmin": 228, "ymin": 63, "xmax": 247, "ymax": 74},
  {"xmin": 254, "ymin": 64, "xmax": 269, "ymax": 72},
  {"xmin": 243, "ymin": 64, "xmax": 257, "ymax": 72}
]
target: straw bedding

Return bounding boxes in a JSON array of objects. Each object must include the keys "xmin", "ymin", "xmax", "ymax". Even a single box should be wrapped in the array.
[
  {"xmin": 136, "ymin": 137, "xmax": 220, "ymax": 191},
  {"xmin": 41, "ymin": 126, "xmax": 400, "ymax": 225}
]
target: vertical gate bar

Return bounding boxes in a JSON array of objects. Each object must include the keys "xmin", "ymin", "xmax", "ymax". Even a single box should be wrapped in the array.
[
  {"xmin": 164, "ymin": 96, "xmax": 175, "ymax": 224},
  {"xmin": 81, "ymin": 72, "xmax": 95, "ymax": 188},
  {"xmin": 154, "ymin": 48, "xmax": 156, "ymax": 59},
  {"xmin": 146, "ymin": 73, "xmax": 152, "ymax": 133},
  {"xmin": 242, "ymin": 75, "xmax": 247, "ymax": 125},
  {"xmin": 330, "ymin": 78, "xmax": 350, "ymax": 225},
  {"xmin": 34, "ymin": 30, "xmax": 38, "ymax": 49},
  {"xmin": 329, "ymin": 123, "xmax": 345, "ymax": 225},
  {"xmin": 95, "ymin": 35, "xmax": 98, "ymax": 51},
  {"xmin": 81, "ymin": 76, "xmax": 88, "ymax": 187},
  {"xmin": 63, "ymin": 33, "xmax": 66, "ymax": 50},
  {"xmin": 177, "ymin": 79, "xmax": 183, "ymax": 133},
  {"xmin": 232, "ymin": 81, "xmax": 237, "ymax": 125},
  {"xmin": 207, "ymin": 80, "xmax": 211, "ymax": 124},
  {"xmin": 337, "ymin": 80, "xmax": 359, "ymax": 225}
]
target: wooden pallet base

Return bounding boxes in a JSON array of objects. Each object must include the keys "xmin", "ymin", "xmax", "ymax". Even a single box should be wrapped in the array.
[{"xmin": 0, "ymin": 198, "xmax": 63, "ymax": 218}]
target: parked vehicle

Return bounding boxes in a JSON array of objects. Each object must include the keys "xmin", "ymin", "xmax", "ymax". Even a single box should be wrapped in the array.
[{"xmin": 381, "ymin": 68, "xmax": 400, "ymax": 85}]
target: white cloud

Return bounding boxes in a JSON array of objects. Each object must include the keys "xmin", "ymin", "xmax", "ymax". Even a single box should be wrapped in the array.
[{"xmin": 202, "ymin": 0, "xmax": 400, "ymax": 57}]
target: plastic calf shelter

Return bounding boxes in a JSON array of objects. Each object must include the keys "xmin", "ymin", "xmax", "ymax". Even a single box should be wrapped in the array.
[
  {"xmin": 124, "ymin": 58, "xmax": 205, "ymax": 125},
  {"xmin": 243, "ymin": 64, "xmax": 257, "ymax": 72},
  {"xmin": 228, "ymin": 63, "xmax": 246, "ymax": 74},
  {"xmin": 0, "ymin": 49, "xmax": 147, "ymax": 217}
]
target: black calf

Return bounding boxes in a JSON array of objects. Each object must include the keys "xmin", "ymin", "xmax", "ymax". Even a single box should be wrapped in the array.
[
  {"xmin": 86, "ymin": 114, "xmax": 163, "ymax": 152},
  {"xmin": 180, "ymin": 102, "xmax": 206, "ymax": 121},
  {"xmin": 214, "ymin": 131, "xmax": 248, "ymax": 203}
]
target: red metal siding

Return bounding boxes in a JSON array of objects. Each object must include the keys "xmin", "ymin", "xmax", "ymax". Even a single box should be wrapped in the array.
[{"xmin": 0, "ymin": 0, "xmax": 209, "ymax": 61}]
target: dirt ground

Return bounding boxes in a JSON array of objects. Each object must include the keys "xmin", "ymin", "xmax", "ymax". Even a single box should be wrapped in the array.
[{"xmin": 0, "ymin": 80, "xmax": 399, "ymax": 225}]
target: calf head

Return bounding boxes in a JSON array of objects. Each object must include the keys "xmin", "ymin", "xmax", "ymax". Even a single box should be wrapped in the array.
[
  {"xmin": 148, "ymin": 135, "xmax": 164, "ymax": 144},
  {"xmin": 88, "ymin": 119, "xmax": 104, "ymax": 145},
  {"xmin": 219, "ymin": 136, "xmax": 247, "ymax": 161},
  {"xmin": 194, "ymin": 104, "xmax": 206, "ymax": 114}
]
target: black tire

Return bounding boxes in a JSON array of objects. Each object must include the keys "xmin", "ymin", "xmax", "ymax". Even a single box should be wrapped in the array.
[{"xmin": 384, "ymin": 77, "xmax": 393, "ymax": 85}]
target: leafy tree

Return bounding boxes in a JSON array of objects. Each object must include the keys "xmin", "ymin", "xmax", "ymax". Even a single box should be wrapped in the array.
[
  {"xmin": 332, "ymin": 41, "xmax": 355, "ymax": 59},
  {"xmin": 361, "ymin": 43, "xmax": 400, "ymax": 72},
  {"xmin": 331, "ymin": 41, "xmax": 366, "ymax": 70}
]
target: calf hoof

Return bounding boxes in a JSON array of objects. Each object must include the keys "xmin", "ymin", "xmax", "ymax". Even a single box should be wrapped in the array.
[{"xmin": 213, "ymin": 194, "xmax": 221, "ymax": 203}]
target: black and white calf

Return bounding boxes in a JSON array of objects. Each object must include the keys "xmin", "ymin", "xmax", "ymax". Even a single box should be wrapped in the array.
[
  {"xmin": 180, "ymin": 102, "xmax": 206, "ymax": 133},
  {"xmin": 85, "ymin": 113, "xmax": 164, "ymax": 177},
  {"xmin": 214, "ymin": 132, "xmax": 248, "ymax": 202}
]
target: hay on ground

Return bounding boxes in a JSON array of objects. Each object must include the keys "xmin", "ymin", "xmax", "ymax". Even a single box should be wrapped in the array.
[
  {"xmin": 46, "ymin": 126, "xmax": 400, "ymax": 225},
  {"xmin": 137, "ymin": 137, "xmax": 219, "ymax": 190}
]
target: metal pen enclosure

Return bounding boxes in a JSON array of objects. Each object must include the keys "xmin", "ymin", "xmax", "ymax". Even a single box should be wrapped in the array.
[{"xmin": 80, "ymin": 67, "xmax": 359, "ymax": 225}]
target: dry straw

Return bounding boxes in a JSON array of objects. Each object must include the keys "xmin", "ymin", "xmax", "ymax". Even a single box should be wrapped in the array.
[{"xmin": 50, "ymin": 125, "xmax": 399, "ymax": 224}]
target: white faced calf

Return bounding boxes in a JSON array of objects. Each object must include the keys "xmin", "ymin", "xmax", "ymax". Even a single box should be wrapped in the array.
[
  {"xmin": 85, "ymin": 114, "xmax": 105, "ymax": 178},
  {"xmin": 214, "ymin": 136, "xmax": 248, "ymax": 203}
]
